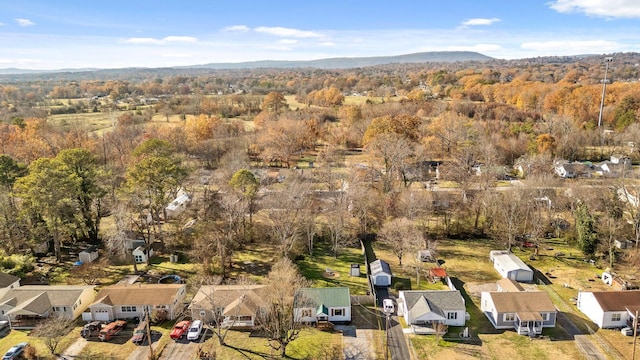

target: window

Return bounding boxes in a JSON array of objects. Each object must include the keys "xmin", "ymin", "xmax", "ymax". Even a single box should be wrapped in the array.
[
  {"xmin": 122, "ymin": 306, "xmax": 137, "ymax": 312},
  {"xmin": 503, "ymin": 313, "xmax": 515, "ymax": 322},
  {"xmin": 541, "ymin": 313, "xmax": 549, "ymax": 321},
  {"xmin": 611, "ymin": 313, "xmax": 622, "ymax": 322},
  {"xmin": 134, "ymin": 255, "xmax": 143, "ymax": 263},
  {"xmin": 200, "ymin": 310, "xmax": 206, "ymax": 318},
  {"xmin": 301, "ymin": 309, "xmax": 313, "ymax": 318},
  {"xmin": 332, "ymin": 308, "xmax": 344, "ymax": 317},
  {"xmin": 447, "ymin": 312, "xmax": 457, "ymax": 320},
  {"xmin": 238, "ymin": 315, "xmax": 252, "ymax": 321}
]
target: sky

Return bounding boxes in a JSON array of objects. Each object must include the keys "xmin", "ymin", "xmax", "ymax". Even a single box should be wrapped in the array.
[{"xmin": 1, "ymin": 0, "xmax": 640, "ymax": 70}]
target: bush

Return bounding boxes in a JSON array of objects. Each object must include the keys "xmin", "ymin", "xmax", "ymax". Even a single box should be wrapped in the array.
[{"xmin": 0, "ymin": 254, "xmax": 35, "ymax": 277}]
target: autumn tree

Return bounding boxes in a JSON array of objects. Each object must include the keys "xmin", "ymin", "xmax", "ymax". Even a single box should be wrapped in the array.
[
  {"xmin": 257, "ymin": 258, "xmax": 311, "ymax": 357},
  {"xmin": 365, "ymin": 132, "xmax": 414, "ymax": 193},
  {"xmin": 261, "ymin": 92, "xmax": 288, "ymax": 113}
]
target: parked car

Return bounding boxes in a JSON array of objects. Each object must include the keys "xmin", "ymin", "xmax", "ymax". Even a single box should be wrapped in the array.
[
  {"xmin": 98, "ymin": 320, "xmax": 127, "ymax": 341},
  {"xmin": 186, "ymin": 320, "xmax": 203, "ymax": 341},
  {"xmin": 131, "ymin": 320, "xmax": 148, "ymax": 345},
  {"xmin": 170, "ymin": 320, "xmax": 191, "ymax": 340},
  {"xmin": 621, "ymin": 327, "xmax": 634, "ymax": 336},
  {"xmin": 81, "ymin": 321, "xmax": 103, "ymax": 338},
  {"xmin": 2, "ymin": 342, "xmax": 28, "ymax": 360},
  {"xmin": 383, "ymin": 298, "xmax": 395, "ymax": 314},
  {"xmin": 0, "ymin": 321, "xmax": 9, "ymax": 333}
]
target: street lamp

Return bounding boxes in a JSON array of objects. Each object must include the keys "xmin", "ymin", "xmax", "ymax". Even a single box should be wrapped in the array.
[{"xmin": 597, "ymin": 57, "xmax": 613, "ymax": 128}]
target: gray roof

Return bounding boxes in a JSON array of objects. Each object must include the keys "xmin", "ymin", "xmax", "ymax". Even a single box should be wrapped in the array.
[
  {"xmin": 401, "ymin": 290, "xmax": 465, "ymax": 316},
  {"xmin": 370, "ymin": 259, "xmax": 392, "ymax": 276},
  {"xmin": 0, "ymin": 273, "xmax": 20, "ymax": 288}
]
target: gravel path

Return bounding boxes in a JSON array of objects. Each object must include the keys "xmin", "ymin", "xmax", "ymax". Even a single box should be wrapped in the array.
[{"xmin": 58, "ymin": 338, "xmax": 87, "ymax": 359}]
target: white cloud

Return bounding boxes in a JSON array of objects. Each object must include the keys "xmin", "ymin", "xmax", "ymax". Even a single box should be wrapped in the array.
[
  {"xmin": 162, "ymin": 53, "xmax": 193, "ymax": 58},
  {"xmin": 320, "ymin": 42, "xmax": 335, "ymax": 47},
  {"xmin": 163, "ymin": 36, "xmax": 197, "ymax": 43},
  {"xmin": 255, "ymin": 26, "xmax": 323, "ymax": 38},
  {"xmin": 460, "ymin": 18, "xmax": 501, "ymax": 27},
  {"xmin": 0, "ymin": 22, "xmax": 6, "ymax": 27},
  {"xmin": 15, "ymin": 18, "xmax": 35, "ymax": 27},
  {"xmin": 521, "ymin": 39, "xmax": 620, "ymax": 52},
  {"xmin": 277, "ymin": 39, "xmax": 298, "ymax": 44},
  {"xmin": 549, "ymin": 0, "xmax": 640, "ymax": 18},
  {"xmin": 123, "ymin": 36, "xmax": 197, "ymax": 45},
  {"xmin": 221, "ymin": 25, "xmax": 250, "ymax": 32},
  {"xmin": 123, "ymin": 37, "xmax": 164, "ymax": 45}
]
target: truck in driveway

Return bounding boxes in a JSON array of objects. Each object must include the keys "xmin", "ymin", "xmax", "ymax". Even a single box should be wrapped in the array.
[{"xmin": 98, "ymin": 320, "xmax": 127, "ymax": 341}]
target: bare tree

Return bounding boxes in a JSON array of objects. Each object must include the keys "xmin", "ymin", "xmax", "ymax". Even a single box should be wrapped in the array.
[
  {"xmin": 257, "ymin": 258, "xmax": 312, "ymax": 357},
  {"xmin": 378, "ymin": 217, "xmax": 423, "ymax": 266},
  {"xmin": 31, "ymin": 317, "xmax": 74, "ymax": 355}
]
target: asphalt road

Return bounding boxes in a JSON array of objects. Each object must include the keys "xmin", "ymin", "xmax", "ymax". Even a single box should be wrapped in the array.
[
  {"xmin": 374, "ymin": 287, "xmax": 411, "ymax": 360},
  {"xmin": 158, "ymin": 337, "xmax": 199, "ymax": 360}
]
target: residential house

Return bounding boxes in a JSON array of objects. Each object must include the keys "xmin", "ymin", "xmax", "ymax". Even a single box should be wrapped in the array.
[
  {"xmin": 188, "ymin": 285, "xmax": 267, "ymax": 329},
  {"xmin": 397, "ymin": 290, "xmax": 466, "ymax": 334},
  {"xmin": 0, "ymin": 273, "xmax": 20, "ymax": 289},
  {"xmin": 84, "ymin": 283, "xmax": 186, "ymax": 322},
  {"xmin": 78, "ymin": 246, "xmax": 99, "ymax": 264},
  {"xmin": 577, "ymin": 290, "xmax": 640, "ymax": 329},
  {"xmin": 489, "ymin": 251, "xmax": 534, "ymax": 282},
  {"xmin": 0, "ymin": 285, "xmax": 95, "ymax": 329},
  {"xmin": 554, "ymin": 161, "xmax": 590, "ymax": 178},
  {"xmin": 481, "ymin": 291, "xmax": 557, "ymax": 336},
  {"xmin": 370, "ymin": 260, "xmax": 392, "ymax": 287},
  {"xmin": 295, "ymin": 287, "xmax": 351, "ymax": 327},
  {"xmin": 496, "ymin": 278, "xmax": 525, "ymax": 292}
]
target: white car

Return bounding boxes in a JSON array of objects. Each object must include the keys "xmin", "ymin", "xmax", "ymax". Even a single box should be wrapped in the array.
[
  {"xmin": 186, "ymin": 320, "xmax": 203, "ymax": 341},
  {"xmin": 383, "ymin": 298, "xmax": 395, "ymax": 314}
]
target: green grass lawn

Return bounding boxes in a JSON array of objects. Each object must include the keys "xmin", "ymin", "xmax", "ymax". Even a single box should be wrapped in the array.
[{"xmin": 0, "ymin": 326, "xmax": 81, "ymax": 360}]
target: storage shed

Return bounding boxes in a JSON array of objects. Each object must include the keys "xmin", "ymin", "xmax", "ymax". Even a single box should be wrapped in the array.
[
  {"xmin": 489, "ymin": 250, "xmax": 533, "ymax": 283},
  {"xmin": 370, "ymin": 259, "xmax": 392, "ymax": 287},
  {"xmin": 78, "ymin": 246, "xmax": 99, "ymax": 264}
]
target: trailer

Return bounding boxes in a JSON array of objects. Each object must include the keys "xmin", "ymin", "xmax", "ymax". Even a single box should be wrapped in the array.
[{"xmin": 98, "ymin": 320, "xmax": 127, "ymax": 341}]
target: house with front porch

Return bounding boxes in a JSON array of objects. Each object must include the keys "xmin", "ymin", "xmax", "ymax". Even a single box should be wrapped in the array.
[
  {"xmin": 397, "ymin": 290, "xmax": 466, "ymax": 334},
  {"xmin": 295, "ymin": 287, "xmax": 351, "ymax": 329},
  {"xmin": 0, "ymin": 285, "xmax": 95, "ymax": 329},
  {"xmin": 577, "ymin": 290, "xmax": 640, "ymax": 329},
  {"xmin": 84, "ymin": 283, "xmax": 186, "ymax": 322},
  {"xmin": 188, "ymin": 284, "xmax": 267, "ymax": 329},
  {"xmin": 481, "ymin": 291, "xmax": 557, "ymax": 336}
]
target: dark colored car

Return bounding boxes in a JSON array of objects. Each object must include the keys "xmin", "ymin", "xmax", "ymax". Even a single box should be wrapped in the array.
[
  {"xmin": 81, "ymin": 321, "xmax": 103, "ymax": 338},
  {"xmin": 170, "ymin": 320, "xmax": 191, "ymax": 340},
  {"xmin": 2, "ymin": 342, "xmax": 28, "ymax": 360},
  {"xmin": 131, "ymin": 320, "xmax": 148, "ymax": 345}
]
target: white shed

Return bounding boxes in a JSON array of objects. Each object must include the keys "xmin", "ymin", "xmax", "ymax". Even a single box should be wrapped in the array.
[
  {"xmin": 132, "ymin": 246, "xmax": 153, "ymax": 263},
  {"xmin": 370, "ymin": 259, "xmax": 392, "ymax": 287},
  {"xmin": 489, "ymin": 251, "xmax": 533, "ymax": 283},
  {"xmin": 78, "ymin": 246, "xmax": 99, "ymax": 264}
]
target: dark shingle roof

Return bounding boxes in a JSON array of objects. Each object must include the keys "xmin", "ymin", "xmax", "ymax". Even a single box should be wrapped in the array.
[{"xmin": 592, "ymin": 290, "xmax": 640, "ymax": 311}]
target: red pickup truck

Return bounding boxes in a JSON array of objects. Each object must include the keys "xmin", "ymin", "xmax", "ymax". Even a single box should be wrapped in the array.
[{"xmin": 170, "ymin": 320, "xmax": 191, "ymax": 340}]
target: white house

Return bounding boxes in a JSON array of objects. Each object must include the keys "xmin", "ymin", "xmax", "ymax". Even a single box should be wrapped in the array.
[
  {"xmin": 481, "ymin": 291, "xmax": 557, "ymax": 336},
  {"xmin": 398, "ymin": 290, "xmax": 466, "ymax": 334},
  {"xmin": 84, "ymin": 283, "xmax": 186, "ymax": 322},
  {"xmin": 78, "ymin": 246, "xmax": 99, "ymax": 264},
  {"xmin": 295, "ymin": 287, "xmax": 351, "ymax": 324},
  {"xmin": 489, "ymin": 251, "xmax": 534, "ymax": 282},
  {"xmin": 188, "ymin": 285, "xmax": 267, "ymax": 329},
  {"xmin": 577, "ymin": 290, "xmax": 640, "ymax": 329},
  {"xmin": 370, "ymin": 259, "xmax": 392, "ymax": 287}
]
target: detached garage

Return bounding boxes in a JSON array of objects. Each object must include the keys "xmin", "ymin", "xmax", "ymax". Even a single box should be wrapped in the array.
[
  {"xmin": 489, "ymin": 251, "xmax": 533, "ymax": 283},
  {"xmin": 370, "ymin": 259, "xmax": 392, "ymax": 287}
]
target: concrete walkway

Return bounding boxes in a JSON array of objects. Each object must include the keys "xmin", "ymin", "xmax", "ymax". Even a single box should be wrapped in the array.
[{"xmin": 58, "ymin": 338, "xmax": 88, "ymax": 359}]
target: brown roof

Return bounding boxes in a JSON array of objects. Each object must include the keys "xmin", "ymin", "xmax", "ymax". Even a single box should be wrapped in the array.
[
  {"xmin": 592, "ymin": 290, "xmax": 640, "ymax": 311},
  {"xmin": 489, "ymin": 291, "xmax": 556, "ymax": 313},
  {"xmin": 190, "ymin": 285, "xmax": 267, "ymax": 312},
  {"xmin": 92, "ymin": 284, "xmax": 185, "ymax": 306},
  {"xmin": 497, "ymin": 278, "xmax": 525, "ymax": 292}
]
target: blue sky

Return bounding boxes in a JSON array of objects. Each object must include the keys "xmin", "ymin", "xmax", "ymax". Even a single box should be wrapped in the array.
[{"xmin": 1, "ymin": 0, "xmax": 639, "ymax": 70}]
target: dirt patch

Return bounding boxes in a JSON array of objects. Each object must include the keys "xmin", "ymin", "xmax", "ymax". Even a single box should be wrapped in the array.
[{"xmin": 323, "ymin": 271, "xmax": 341, "ymax": 279}]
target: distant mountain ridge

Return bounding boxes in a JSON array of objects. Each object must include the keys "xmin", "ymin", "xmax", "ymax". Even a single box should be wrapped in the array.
[{"xmin": 0, "ymin": 51, "xmax": 492, "ymax": 75}]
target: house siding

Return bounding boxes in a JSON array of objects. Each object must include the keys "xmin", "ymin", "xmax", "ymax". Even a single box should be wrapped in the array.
[{"xmin": 577, "ymin": 292, "xmax": 606, "ymax": 328}]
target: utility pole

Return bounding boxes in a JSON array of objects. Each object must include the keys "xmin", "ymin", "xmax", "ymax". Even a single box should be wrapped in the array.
[
  {"xmin": 633, "ymin": 310, "xmax": 638, "ymax": 360},
  {"xmin": 145, "ymin": 307, "xmax": 154, "ymax": 360},
  {"xmin": 597, "ymin": 57, "xmax": 613, "ymax": 128},
  {"xmin": 384, "ymin": 312, "xmax": 390, "ymax": 360}
]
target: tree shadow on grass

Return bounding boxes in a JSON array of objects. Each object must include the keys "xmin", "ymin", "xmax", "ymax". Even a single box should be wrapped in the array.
[{"xmin": 224, "ymin": 343, "xmax": 274, "ymax": 359}]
